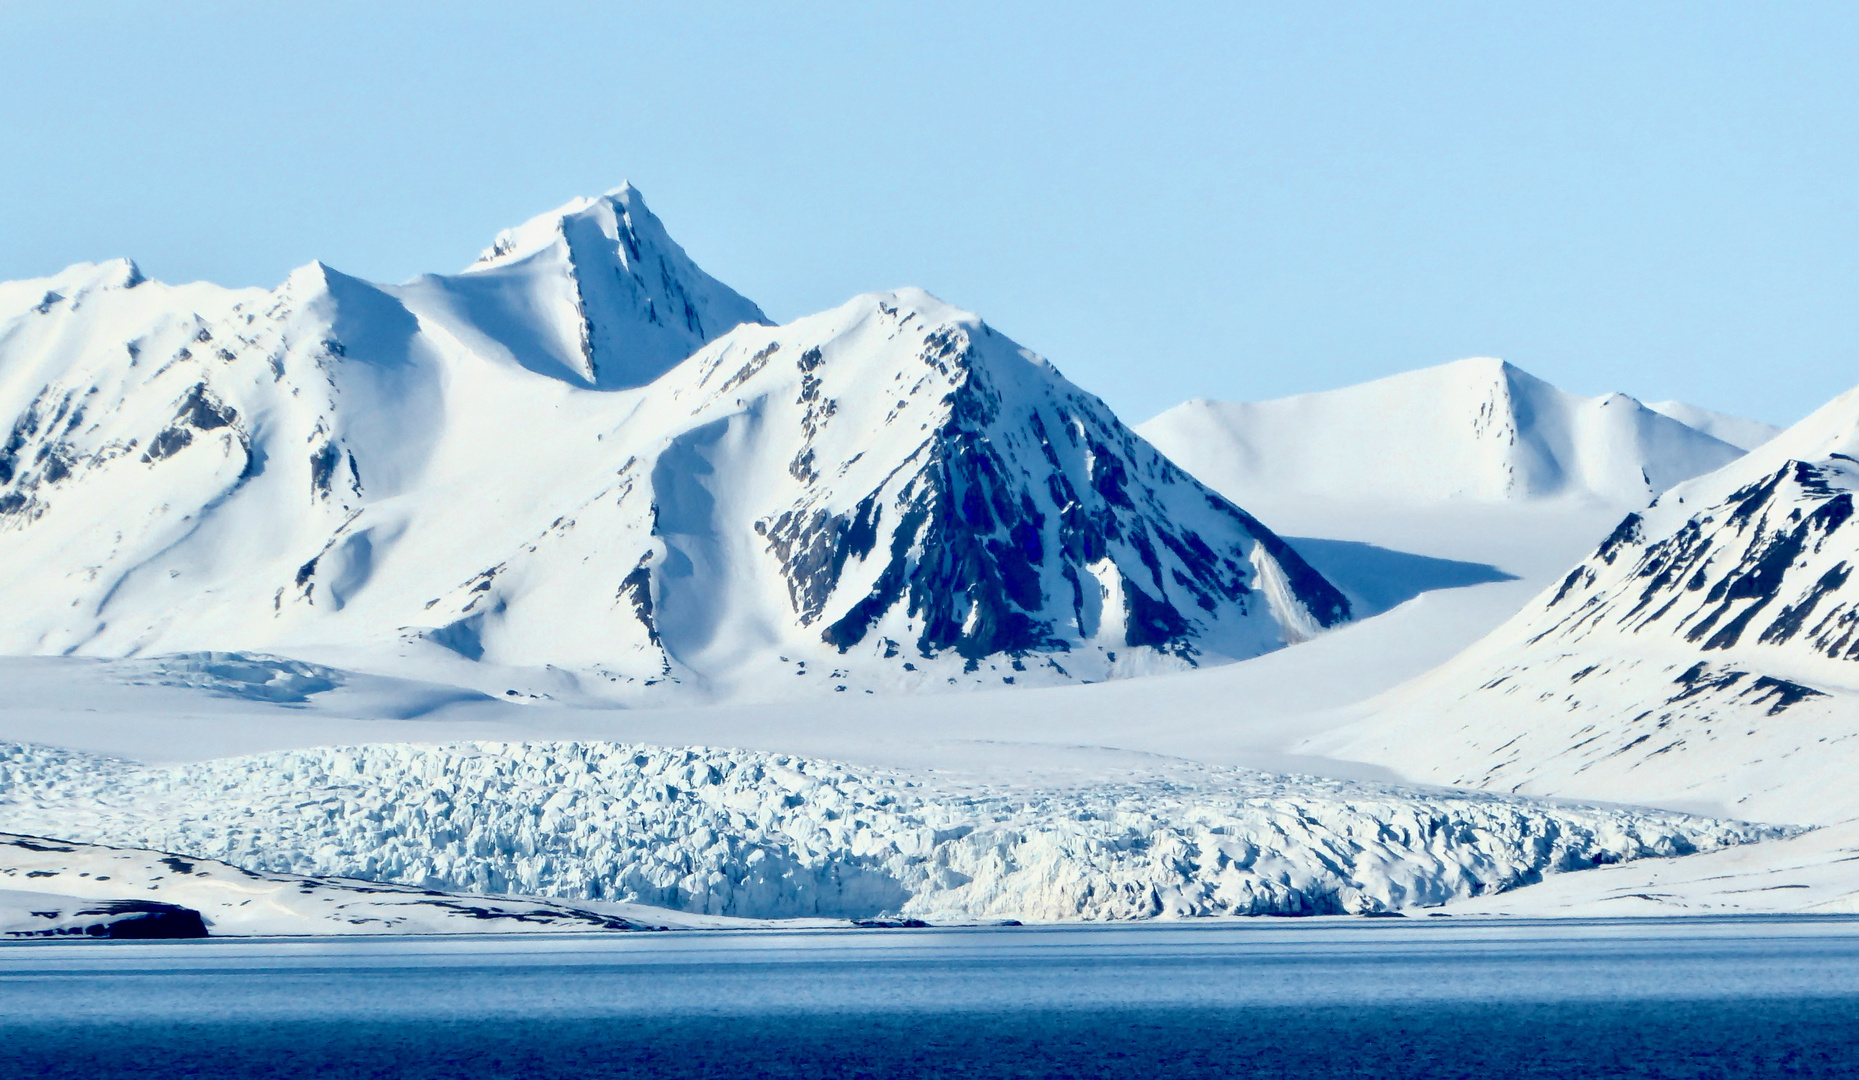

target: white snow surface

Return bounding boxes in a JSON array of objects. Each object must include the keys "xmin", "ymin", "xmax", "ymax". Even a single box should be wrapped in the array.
[
  {"xmin": 0, "ymin": 832, "xmax": 759, "ymax": 936},
  {"xmin": 0, "ymin": 739, "xmax": 1785, "ymax": 923},
  {"xmin": 1646, "ymin": 400, "xmax": 1783, "ymax": 452},
  {"xmin": 1138, "ymin": 358, "xmax": 1746, "ymax": 510},
  {"xmin": 425, "ymin": 183, "xmax": 769, "ymax": 389},
  {"xmin": 1442, "ymin": 819, "xmax": 1859, "ymax": 917},
  {"xmin": 1316, "ymin": 383, "xmax": 1859, "ymax": 826}
]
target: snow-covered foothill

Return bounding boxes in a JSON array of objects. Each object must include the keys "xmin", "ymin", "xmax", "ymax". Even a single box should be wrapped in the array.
[
  {"xmin": 1138, "ymin": 358, "xmax": 1747, "ymax": 510},
  {"xmin": 0, "ymin": 739, "xmax": 1787, "ymax": 924},
  {"xmin": 0, "ymin": 889, "xmax": 206, "ymax": 939},
  {"xmin": 1441, "ymin": 819, "xmax": 1859, "ymax": 917},
  {"xmin": 0, "ymin": 832, "xmax": 753, "ymax": 936},
  {"xmin": 1315, "ymin": 383, "xmax": 1859, "ymax": 826}
]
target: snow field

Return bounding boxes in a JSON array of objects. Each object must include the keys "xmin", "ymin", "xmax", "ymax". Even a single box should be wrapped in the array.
[
  {"xmin": 0, "ymin": 832, "xmax": 743, "ymax": 936},
  {"xmin": 0, "ymin": 740, "xmax": 1788, "ymax": 923}
]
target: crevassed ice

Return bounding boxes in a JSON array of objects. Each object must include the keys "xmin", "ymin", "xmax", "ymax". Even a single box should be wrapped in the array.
[{"xmin": 0, "ymin": 740, "xmax": 1786, "ymax": 923}]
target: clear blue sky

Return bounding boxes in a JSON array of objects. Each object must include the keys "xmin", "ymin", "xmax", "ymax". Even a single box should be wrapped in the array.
[{"xmin": 1, "ymin": 2, "xmax": 1852, "ymax": 426}]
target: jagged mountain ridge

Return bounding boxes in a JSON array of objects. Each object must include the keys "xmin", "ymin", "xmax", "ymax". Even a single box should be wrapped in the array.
[
  {"xmin": 1315, "ymin": 384, "xmax": 1859, "ymax": 824},
  {"xmin": 1138, "ymin": 357, "xmax": 1748, "ymax": 509},
  {"xmin": 0, "ymin": 188, "xmax": 1347, "ymax": 699}
]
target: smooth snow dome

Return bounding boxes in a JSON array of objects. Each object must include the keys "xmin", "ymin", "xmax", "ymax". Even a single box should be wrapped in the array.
[
  {"xmin": 1138, "ymin": 357, "xmax": 1746, "ymax": 508},
  {"xmin": 1645, "ymin": 400, "xmax": 1782, "ymax": 453}
]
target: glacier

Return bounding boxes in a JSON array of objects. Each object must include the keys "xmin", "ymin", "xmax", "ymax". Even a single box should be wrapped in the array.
[
  {"xmin": 0, "ymin": 739, "xmax": 1784, "ymax": 923},
  {"xmin": 0, "ymin": 180, "xmax": 1837, "ymax": 929}
]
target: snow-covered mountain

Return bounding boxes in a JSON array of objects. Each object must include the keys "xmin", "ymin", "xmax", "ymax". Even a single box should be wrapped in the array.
[
  {"xmin": 1138, "ymin": 358, "xmax": 1749, "ymax": 509},
  {"xmin": 1315, "ymin": 383, "xmax": 1859, "ymax": 825},
  {"xmin": 1646, "ymin": 400, "xmax": 1783, "ymax": 452},
  {"xmin": 405, "ymin": 183, "xmax": 769, "ymax": 390},
  {"xmin": 0, "ymin": 187, "xmax": 1347, "ymax": 699}
]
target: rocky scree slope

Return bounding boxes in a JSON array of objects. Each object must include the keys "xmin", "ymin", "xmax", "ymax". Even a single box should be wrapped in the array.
[
  {"xmin": 0, "ymin": 740, "xmax": 1784, "ymax": 923},
  {"xmin": 1316, "ymin": 384, "xmax": 1859, "ymax": 825}
]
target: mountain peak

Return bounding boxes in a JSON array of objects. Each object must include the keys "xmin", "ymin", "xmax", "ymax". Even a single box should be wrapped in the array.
[
  {"xmin": 96, "ymin": 257, "xmax": 146, "ymax": 290},
  {"xmin": 401, "ymin": 184, "xmax": 766, "ymax": 390},
  {"xmin": 1445, "ymin": 355, "xmax": 1519, "ymax": 378},
  {"xmin": 380, "ymin": 289, "xmax": 1351, "ymax": 692},
  {"xmin": 1140, "ymin": 358, "xmax": 1746, "ymax": 507},
  {"xmin": 14, "ymin": 258, "xmax": 148, "ymax": 300},
  {"xmin": 467, "ymin": 181, "xmax": 661, "ymax": 272},
  {"xmin": 282, "ymin": 259, "xmax": 338, "ymax": 291}
]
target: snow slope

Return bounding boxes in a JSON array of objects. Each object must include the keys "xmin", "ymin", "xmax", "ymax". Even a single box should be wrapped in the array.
[
  {"xmin": 0, "ymin": 740, "xmax": 1783, "ymax": 923},
  {"xmin": 1646, "ymin": 400, "xmax": 1783, "ymax": 452},
  {"xmin": 0, "ymin": 191, "xmax": 1345, "ymax": 700},
  {"xmin": 401, "ymin": 183, "xmax": 769, "ymax": 390},
  {"xmin": 1316, "ymin": 384, "xmax": 1859, "ymax": 825},
  {"xmin": 1441, "ymin": 819, "xmax": 1859, "ymax": 917},
  {"xmin": 0, "ymin": 832, "xmax": 754, "ymax": 935},
  {"xmin": 1109, "ymin": 360, "xmax": 1757, "ymax": 727},
  {"xmin": 1138, "ymin": 358, "xmax": 1747, "ymax": 510}
]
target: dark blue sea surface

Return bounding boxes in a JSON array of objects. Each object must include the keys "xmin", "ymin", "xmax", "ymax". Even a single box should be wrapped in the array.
[{"xmin": 6, "ymin": 916, "xmax": 1859, "ymax": 1078}]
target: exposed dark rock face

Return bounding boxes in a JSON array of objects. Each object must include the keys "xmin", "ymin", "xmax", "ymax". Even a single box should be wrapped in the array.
[
  {"xmin": 6, "ymin": 898, "xmax": 209, "ymax": 940},
  {"xmin": 744, "ymin": 308, "xmax": 1349, "ymax": 668},
  {"xmin": 1, "ymin": 380, "xmax": 246, "ymax": 527},
  {"xmin": 1407, "ymin": 450, "xmax": 1859, "ymax": 788},
  {"xmin": 143, "ymin": 383, "xmax": 242, "ymax": 465},
  {"xmin": 618, "ymin": 558, "xmax": 661, "ymax": 646},
  {"xmin": 1539, "ymin": 461, "xmax": 1859, "ymax": 665}
]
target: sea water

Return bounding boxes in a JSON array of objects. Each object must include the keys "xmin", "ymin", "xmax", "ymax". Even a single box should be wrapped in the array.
[{"xmin": 5, "ymin": 916, "xmax": 1859, "ymax": 1078}]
